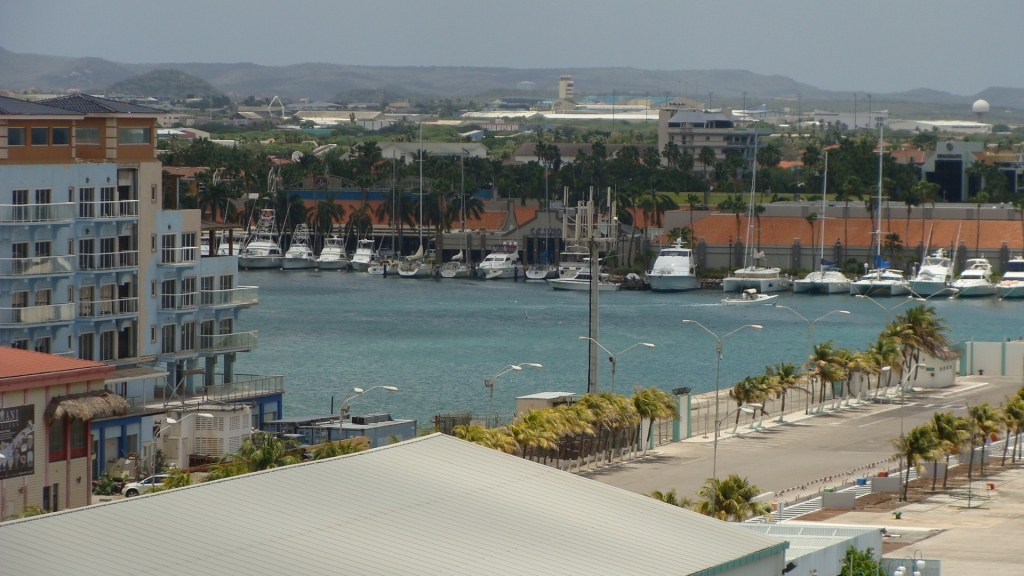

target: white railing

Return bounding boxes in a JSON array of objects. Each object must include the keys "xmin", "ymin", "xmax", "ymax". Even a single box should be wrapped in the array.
[
  {"xmin": 0, "ymin": 256, "xmax": 75, "ymax": 276},
  {"xmin": 160, "ymin": 246, "xmax": 198, "ymax": 265},
  {"xmin": 78, "ymin": 251, "xmax": 138, "ymax": 271},
  {"xmin": 78, "ymin": 200, "xmax": 139, "ymax": 219},
  {"xmin": 77, "ymin": 298, "xmax": 138, "ymax": 318},
  {"xmin": 158, "ymin": 291, "xmax": 198, "ymax": 310},
  {"xmin": 199, "ymin": 331, "xmax": 258, "ymax": 352},
  {"xmin": 0, "ymin": 203, "xmax": 76, "ymax": 223},
  {"xmin": 0, "ymin": 303, "xmax": 75, "ymax": 325},
  {"xmin": 199, "ymin": 286, "xmax": 259, "ymax": 307}
]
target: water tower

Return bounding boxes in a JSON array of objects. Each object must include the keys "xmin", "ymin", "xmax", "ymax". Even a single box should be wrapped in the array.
[{"xmin": 972, "ymin": 99, "xmax": 990, "ymax": 121}]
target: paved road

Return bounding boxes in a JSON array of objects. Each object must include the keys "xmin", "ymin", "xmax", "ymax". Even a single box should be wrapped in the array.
[{"xmin": 585, "ymin": 376, "xmax": 1020, "ymax": 500}]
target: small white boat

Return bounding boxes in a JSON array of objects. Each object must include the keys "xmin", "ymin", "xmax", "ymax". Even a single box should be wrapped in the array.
[
  {"xmin": 722, "ymin": 258, "xmax": 791, "ymax": 293},
  {"xmin": 398, "ymin": 246, "xmax": 436, "ymax": 278},
  {"xmin": 793, "ymin": 268, "xmax": 850, "ymax": 294},
  {"xmin": 547, "ymin": 267, "xmax": 619, "ymax": 291},
  {"xmin": 316, "ymin": 234, "xmax": 350, "ymax": 271},
  {"xmin": 910, "ymin": 249, "xmax": 954, "ymax": 296},
  {"xmin": 239, "ymin": 209, "xmax": 284, "ymax": 269},
  {"xmin": 952, "ymin": 258, "xmax": 997, "ymax": 298},
  {"xmin": 440, "ymin": 251, "xmax": 472, "ymax": 278},
  {"xmin": 647, "ymin": 238, "xmax": 699, "ymax": 292},
  {"xmin": 998, "ymin": 256, "xmax": 1024, "ymax": 298},
  {"xmin": 477, "ymin": 241, "xmax": 521, "ymax": 279},
  {"xmin": 350, "ymin": 238, "xmax": 376, "ymax": 272},
  {"xmin": 367, "ymin": 259, "xmax": 398, "ymax": 276},
  {"xmin": 849, "ymin": 268, "xmax": 911, "ymax": 297},
  {"xmin": 721, "ymin": 288, "xmax": 778, "ymax": 306},
  {"xmin": 526, "ymin": 252, "xmax": 559, "ymax": 280},
  {"xmin": 281, "ymin": 224, "xmax": 317, "ymax": 270}
]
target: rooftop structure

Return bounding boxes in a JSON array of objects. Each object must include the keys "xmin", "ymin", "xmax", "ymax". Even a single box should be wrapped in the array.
[
  {"xmin": 658, "ymin": 108, "xmax": 768, "ymax": 169},
  {"xmin": 0, "ymin": 434, "xmax": 788, "ymax": 575},
  {"xmin": 558, "ymin": 74, "xmax": 574, "ymax": 99}
]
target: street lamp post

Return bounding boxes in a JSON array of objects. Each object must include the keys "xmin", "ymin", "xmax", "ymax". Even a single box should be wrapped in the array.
[
  {"xmin": 856, "ymin": 291, "xmax": 944, "ymax": 324},
  {"xmin": 485, "ymin": 363, "xmax": 542, "ymax": 415},
  {"xmin": 577, "ymin": 337, "xmax": 655, "ymax": 394},
  {"xmin": 339, "ymin": 386, "xmax": 399, "ymax": 420},
  {"xmin": 775, "ymin": 306, "xmax": 851, "ymax": 354},
  {"xmin": 682, "ymin": 320, "xmax": 763, "ymax": 518},
  {"xmin": 882, "ymin": 363, "xmax": 927, "ymax": 497},
  {"xmin": 158, "ymin": 412, "xmax": 213, "ymax": 474}
]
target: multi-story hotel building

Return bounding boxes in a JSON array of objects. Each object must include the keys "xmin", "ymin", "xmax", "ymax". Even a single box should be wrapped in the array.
[
  {"xmin": 0, "ymin": 95, "xmax": 281, "ymax": 490},
  {"xmin": 657, "ymin": 106, "xmax": 768, "ymax": 170}
]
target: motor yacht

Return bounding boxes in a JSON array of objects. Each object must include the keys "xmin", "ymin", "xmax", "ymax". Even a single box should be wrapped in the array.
[
  {"xmin": 952, "ymin": 258, "xmax": 997, "ymax": 298},
  {"xmin": 547, "ymin": 266, "xmax": 619, "ymax": 291},
  {"xmin": 910, "ymin": 249, "xmax": 954, "ymax": 296},
  {"xmin": 647, "ymin": 238, "xmax": 699, "ymax": 292},
  {"xmin": 316, "ymin": 233, "xmax": 349, "ymax": 271},
  {"xmin": 558, "ymin": 244, "xmax": 590, "ymax": 278},
  {"xmin": 998, "ymin": 256, "xmax": 1024, "ymax": 298},
  {"xmin": 477, "ymin": 241, "xmax": 521, "ymax": 279},
  {"xmin": 281, "ymin": 224, "xmax": 317, "ymax": 270},
  {"xmin": 721, "ymin": 288, "xmax": 778, "ymax": 306},
  {"xmin": 239, "ymin": 209, "xmax": 284, "ymax": 269},
  {"xmin": 350, "ymin": 238, "xmax": 376, "ymax": 272}
]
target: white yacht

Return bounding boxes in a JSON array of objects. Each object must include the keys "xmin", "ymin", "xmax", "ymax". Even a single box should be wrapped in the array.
[
  {"xmin": 398, "ymin": 246, "xmax": 435, "ymax": 278},
  {"xmin": 793, "ymin": 161, "xmax": 850, "ymax": 295},
  {"xmin": 350, "ymin": 238, "xmax": 376, "ymax": 272},
  {"xmin": 850, "ymin": 268, "xmax": 911, "ymax": 297},
  {"xmin": 558, "ymin": 244, "xmax": 590, "ymax": 278},
  {"xmin": 547, "ymin": 266, "xmax": 619, "ymax": 291},
  {"xmin": 525, "ymin": 251, "xmax": 558, "ymax": 280},
  {"xmin": 440, "ymin": 251, "xmax": 472, "ymax": 278},
  {"xmin": 952, "ymin": 258, "xmax": 997, "ymax": 298},
  {"xmin": 239, "ymin": 209, "xmax": 284, "ymax": 269},
  {"xmin": 316, "ymin": 234, "xmax": 349, "ymax": 271},
  {"xmin": 215, "ymin": 232, "xmax": 245, "ymax": 257},
  {"xmin": 281, "ymin": 224, "xmax": 317, "ymax": 270},
  {"xmin": 909, "ymin": 249, "xmax": 954, "ymax": 296},
  {"xmin": 723, "ymin": 254, "xmax": 792, "ymax": 293},
  {"xmin": 998, "ymin": 257, "xmax": 1024, "ymax": 298},
  {"xmin": 477, "ymin": 241, "xmax": 521, "ymax": 279},
  {"xmin": 646, "ymin": 238, "xmax": 699, "ymax": 292}
]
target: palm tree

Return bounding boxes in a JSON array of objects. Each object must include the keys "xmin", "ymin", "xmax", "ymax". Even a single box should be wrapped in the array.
[
  {"xmin": 649, "ymin": 488, "xmax": 694, "ymax": 509},
  {"xmin": 699, "ymin": 146, "xmax": 717, "ymax": 177},
  {"xmin": 929, "ymin": 412, "xmax": 965, "ymax": 490},
  {"xmin": 968, "ymin": 403, "xmax": 1003, "ymax": 477},
  {"xmin": 838, "ymin": 176, "xmax": 863, "ymax": 250},
  {"xmin": 766, "ymin": 361, "xmax": 803, "ymax": 416},
  {"xmin": 804, "ymin": 212, "xmax": 818, "ymax": 268},
  {"xmin": 310, "ymin": 439, "xmax": 364, "ymax": 460},
  {"xmin": 692, "ymin": 474, "xmax": 772, "ymax": 521},
  {"xmin": 1004, "ymin": 397, "xmax": 1024, "ymax": 464},
  {"xmin": 344, "ymin": 202, "xmax": 375, "ymax": 247},
  {"xmin": 728, "ymin": 376, "xmax": 768, "ymax": 430},
  {"xmin": 686, "ymin": 193, "xmax": 702, "ymax": 233},
  {"xmin": 632, "ymin": 386, "xmax": 678, "ymax": 455},
  {"xmin": 891, "ymin": 425, "xmax": 938, "ymax": 501},
  {"xmin": 805, "ymin": 341, "xmax": 845, "ymax": 405},
  {"xmin": 310, "ymin": 193, "xmax": 346, "ymax": 245},
  {"xmin": 158, "ymin": 468, "xmax": 193, "ymax": 490},
  {"xmin": 233, "ymin": 431, "xmax": 301, "ymax": 472}
]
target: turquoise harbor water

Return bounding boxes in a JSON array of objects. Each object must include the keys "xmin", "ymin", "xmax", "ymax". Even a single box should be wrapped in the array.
[{"xmin": 239, "ymin": 271, "xmax": 1023, "ymax": 426}]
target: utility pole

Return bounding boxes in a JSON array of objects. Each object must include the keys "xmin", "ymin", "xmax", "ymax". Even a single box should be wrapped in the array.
[{"xmin": 586, "ymin": 187, "xmax": 616, "ymax": 395}]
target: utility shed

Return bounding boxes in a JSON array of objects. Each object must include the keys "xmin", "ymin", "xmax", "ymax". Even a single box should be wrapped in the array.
[
  {"xmin": 0, "ymin": 433, "xmax": 787, "ymax": 576},
  {"xmin": 739, "ymin": 523, "xmax": 883, "ymax": 576}
]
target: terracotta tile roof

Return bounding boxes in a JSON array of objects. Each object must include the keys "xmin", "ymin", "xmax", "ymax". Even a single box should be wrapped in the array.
[
  {"xmin": 778, "ymin": 161, "xmax": 803, "ymax": 169},
  {"xmin": 163, "ymin": 166, "xmax": 209, "ymax": 178},
  {"xmin": 0, "ymin": 347, "xmax": 111, "ymax": 382},
  {"xmin": 514, "ymin": 206, "xmax": 538, "ymax": 225},
  {"xmin": 299, "ymin": 200, "xmax": 510, "ymax": 230},
  {"xmin": 691, "ymin": 214, "xmax": 1024, "ymax": 250},
  {"xmin": 889, "ymin": 149, "xmax": 929, "ymax": 164}
]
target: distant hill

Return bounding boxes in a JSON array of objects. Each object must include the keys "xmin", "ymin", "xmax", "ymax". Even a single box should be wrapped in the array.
[
  {"xmin": 1, "ymin": 47, "xmax": 1022, "ymax": 114},
  {"xmin": 105, "ymin": 69, "xmax": 221, "ymax": 98}
]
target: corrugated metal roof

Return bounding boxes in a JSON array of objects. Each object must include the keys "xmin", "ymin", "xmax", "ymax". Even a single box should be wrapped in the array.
[
  {"xmin": 0, "ymin": 434, "xmax": 785, "ymax": 575},
  {"xmin": 740, "ymin": 523, "xmax": 881, "ymax": 561},
  {"xmin": 0, "ymin": 95, "xmax": 80, "ymax": 116},
  {"xmin": 36, "ymin": 94, "xmax": 161, "ymax": 114}
]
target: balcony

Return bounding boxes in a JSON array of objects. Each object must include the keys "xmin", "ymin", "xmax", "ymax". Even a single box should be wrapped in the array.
[
  {"xmin": 0, "ymin": 256, "xmax": 75, "ymax": 277},
  {"xmin": 160, "ymin": 246, "xmax": 198, "ymax": 266},
  {"xmin": 78, "ymin": 200, "xmax": 139, "ymax": 220},
  {"xmin": 77, "ymin": 298, "xmax": 138, "ymax": 319},
  {"xmin": 0, "ymin": 203, "xmax": 76, "ymax": 223},
  {"xmin": 199, "ymin": 286, "xmax": 259, "ymax": 307},
  {"xmin": 0, "ymin": 303, "xmax": 75, "ymax": 325},
  {"xmin": 199, "ymin": 331, "xmax": 258, "ymax": 352},
  {"xmin": 203, "ymin": 373, "xmax": 283, "ymax": 403},
  {"xmin": 78, "ymin": 251, "xmax": 138, "ymax": 271},
  {"xmin": 159, "ymin": 292, "xmax": 198, "ymax": 310}
]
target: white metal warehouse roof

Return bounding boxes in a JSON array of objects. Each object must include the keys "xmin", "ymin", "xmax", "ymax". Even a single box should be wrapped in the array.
[{"xmin": 0, "ymin": 434, "xmax": 786, "ymax": 576}]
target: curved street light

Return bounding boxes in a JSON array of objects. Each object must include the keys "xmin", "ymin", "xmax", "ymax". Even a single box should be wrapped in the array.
[
  {"xmin": 339, "ymin": 386, "xmax": 399, "ymax": 420},
  {"xmin": 578, "ymin": 337, "xmax": 655, "ymax": 394},
  {"xmin": 775, "ymin": 305, "xmax": 851, "ymax": 354},
  {"xmin": 157, "ymin": 412, "xmax": 213, "ymax": 473},
  {"xmin": 682, "ymin": 320, "xmax": 762, "ymax": 518},
  {"xmin": 485, "ymin": 363, "xmax": 543, "ymax": 415},
  {"xmin": 856, "ymin": 290, "xmax": 946, "ymax": 324}
]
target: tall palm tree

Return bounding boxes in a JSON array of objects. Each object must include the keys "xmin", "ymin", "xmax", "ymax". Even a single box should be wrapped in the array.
[
  {"xmin": 805, "ymin": 341, "xmax": 845, "ymax": 404},
  {"xmin": 686, "ymin": 193, "xmax": 702, "ymax": 233},
  {"xmin": 699, "ymin": 146, "xmax": 717, "ymax": 177},
  {"xmin": 929, "ymin": 412, "xmax": 966, "ymax": 490},
  {"xmin": 968, "ymin": 403, "xmax": 1003, "ymax": 477},
  {"xmin": 766, "ymin": 361, "xmax": 803, "ymax": 416},
  {"xmin": 1004, "ymin": 397, "xmax": 1024, "ymax": 464},
  {"xmin": 804, "ymin": 212, "xmax": 818, "ymax": 268},
  {"xmin": 891, "ymin": 425, "xmax": 939, "ymax": 501},
  {"xmin": 632, "ymin": 386, "xmax": 678, "ymax": 455},
  {"xmin": 693, "ymin": 474, "xmax": 772, "ymax": 521}
]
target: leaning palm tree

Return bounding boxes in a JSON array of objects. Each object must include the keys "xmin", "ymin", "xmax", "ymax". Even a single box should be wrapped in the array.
[
  {"xmin": 891, "ymin": 425, "xmax": 939, "ymax": 501},
  {"xmin": 766, "ymin": 361, "xmax": 803, "ymax": 417},
  {"xmin": 693, "ymin": 474, "xmax": 772, "ymax": 522},
  {"xmin": 1004, "ymin": 397, "xmax": 1024, "ymax": 464},
  {"xmin": 632, "ymin": 386, "xmax": 678, "ymax": 455},
  {"xmin": 929, "ymin": 412, "xmax": 967, "ymax": 490},
  {"xmin": 968, "ymin": 403, "xmax": 1003, "ymax": 477},
  {"xmin": 805, "ymin": 340, "xmax": 846, "ymax": 405},
  {"xmin": 649, "ymin": 488, "xmax": 695, "ymax": 509},
  {"xmin": 479, "ymin": 428, "xmax": 519, "ymax": 455},
  {"xmin": 233, "ymin": 431, "xmax": 301, "ymax": 472},
  {"xmin": 310, "ymin": 439, "xmax": 364, "ymax": 460},
  {"xmin": 157, "ymin": 468, "xmax": 192, "ymax": 490}
]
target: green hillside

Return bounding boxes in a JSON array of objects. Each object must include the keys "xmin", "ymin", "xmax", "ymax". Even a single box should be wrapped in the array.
[{"xmin": 105, "ymin": 69, "xmax": 221, "ymax": 98}]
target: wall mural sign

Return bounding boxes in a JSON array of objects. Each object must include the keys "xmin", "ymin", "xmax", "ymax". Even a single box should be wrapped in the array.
[{"xmin": 0, "ymin": 404, "xmax": 34, "ymax": 480}]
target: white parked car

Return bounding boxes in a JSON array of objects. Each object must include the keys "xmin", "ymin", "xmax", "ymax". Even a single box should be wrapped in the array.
[{"xmin": 122, "ymin": 474, "xmax": 169, "ymax": 497}]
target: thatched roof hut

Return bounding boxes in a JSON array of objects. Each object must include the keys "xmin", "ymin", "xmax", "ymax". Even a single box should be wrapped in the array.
[{"xmin": 44, "ymin": 390, "xmax": 131, "ymax": 423}]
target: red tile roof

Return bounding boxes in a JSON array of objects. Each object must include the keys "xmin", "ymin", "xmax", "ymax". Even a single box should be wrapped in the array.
[{"xmin": 0, "ymin": 347, "xmax": 113, "ymax": 389}]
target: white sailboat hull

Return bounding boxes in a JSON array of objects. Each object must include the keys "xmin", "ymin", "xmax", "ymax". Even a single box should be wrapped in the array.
[
  {"xmin": 793, "ymin": 279, "xmax": 850, "ymax": 294},
  {"xmin": 316, "ymin": 259, "xmax": 350, "ymax": 271},
  {"xmin": 240, "ymin": 256, "xmax": 282, "ymax": 270},
  {"xmin": 525, "ymin": 266, "xmax": 558, "ymax": 280},
  {"xmin": 721, "ymin": 294, "xmax": 778, "ymax": 305},
  {"xmin": 722, "ymin": 276, "xmax": 790, "ymax": 293},
  {"xmin": 440, "ymin": 264, "xmax": 472, "ymax": 278},
  {"xmin": 547, "ymin": 278, "xmax": 619, "ymax": 291},
  {"xmin": 280, "ymin": 257, "xmax": 317, "ymax": 270},
  {"xmin": 399, "ymin": 264, "xmax": 435, "ymax": 278},
  {"xmin": 849, "ymin": 280, "xmax": 911, "ymax": 297},
  {"xmin": 648, "ymin": 274, "xmax": 700, "ymax": 292},
  {"xmin": 951, "ymin": 280, "xmax": 997, "ymax": 298},
  {"xmin": 910, "ymin": 279, "xmax": 954, "ymax": 297},
  {"xmin": 479, "ymin": 266, "xmax": 519, "ymax": 280}
]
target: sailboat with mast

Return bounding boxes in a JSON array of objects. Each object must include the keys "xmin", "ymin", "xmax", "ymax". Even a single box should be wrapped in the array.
[
  {"xmin": 399, "ymin": 123, "xmax": 435, "ymax": 278},
  {"xmin": 850, "ymin": 125, "xmax": 911, "ymax": 296},
  {"xmin": 723, "ymin": 136, "xmax": 791, "ymax": 293},
  {"xmin": 793, "ymin": 153, "xmax": 850, "ymax": 294}
]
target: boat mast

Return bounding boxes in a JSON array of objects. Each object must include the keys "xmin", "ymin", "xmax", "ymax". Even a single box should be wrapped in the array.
[
  {"xmin": 875, "ymin": 125, "xmax": 884, "ymax": 267},
  {"xmin": 743, "ymin": 134, "xmax": 758, "ymax": 268},
  {"xmin": 819, "ymin": 152, "xmax": 828, "ymax": 274},
  {"xmin": 587, "ymin": 187, "xmax": 599, "ymax": 395}
]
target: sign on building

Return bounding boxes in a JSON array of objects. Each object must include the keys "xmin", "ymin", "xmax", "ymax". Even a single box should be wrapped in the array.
[{"xmin": 0, "ymin": 404, "xmax": 35, "ymax": 480}]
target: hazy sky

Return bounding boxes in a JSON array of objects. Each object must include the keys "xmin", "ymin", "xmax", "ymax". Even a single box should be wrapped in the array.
[{"xmin": 3, "ymin": 0, "xmax": 1022, "ymax": 95}]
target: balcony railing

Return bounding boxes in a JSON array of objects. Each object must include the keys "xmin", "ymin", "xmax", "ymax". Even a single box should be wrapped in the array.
[
  {"xmin": 159, "ymin": 292, "xmax": 198, "ymax": 310},
  {"xmin": 160, "ymin": 246, "xmax": 198, "ymax": 266},
  {"xmin": 77, "ymin": 298, "xmax": 138, "ymax": 319},
  {"xmin": 0, "ymin": 303, "xmax": 75, "ymax": 325},
  {"xmin": 0, "ymin": 256, "xmax": 75, "ymax": 276},
  {"xmin": 78, "ymin": 251, "xmax": 138, "ymax": 271},
  {"xmin": 203, "ymin": 373, "xmax": 283, "ymax": 402},
  {"xmin": 199, "ymin": 331, "xmax": 258, "ymax": 352},
  {"xmin": 199, "ymin": 286, "xmax": 259, "ymax": 307},
  {"xmin": 78, "ymin": 200, "xmax": 139, "ymax": 219},
  {"xmin": 0, "ymin": 203, "xmax": 76, "ymax": 223}
]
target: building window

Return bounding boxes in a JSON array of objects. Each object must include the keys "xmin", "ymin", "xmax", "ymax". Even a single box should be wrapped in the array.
[
  {"xmin": 181, "ymin": 233, "xmax": 196, "ymax": 262},
  {"xmin": 34, "ymin": 337, "xmax": 51, "ymax": 353},
  {"xmin": 35, "ymin": 189, "xmax": 51, "ymax": 204},
  {"xmin": 150, "ymin": 325, "xmax": 157, "ymax": 343},
  {"xmin": 161, "ymin": 324, "xmax": 176, "ymax": 354},
  {"xmin": 219, "ymin": 318, "xmax": 233, "ymax": 335},
  {"xmin": 78, "ymin": 285, "xmax": 95, "ymax": 317},
  {"xmin": 70, "ymin": 419, "xmax": 87, "ymax": 459},
  {"xmin": 161, "ymin": 234, "xmax": 176, "ymax": 264},
  {"xmin": 49, "ymin": 418, "xmax": 66, "ymax": 462},
  {"xmin": 79, "ymin": 332, "xmax": 94, "ymax": 360},
  {"xmin": 78, "ymin": 187, "xmax": 95, "ymax": 218},
  {"xmin": 181, "ymin": 321, "xmax": 196, "ymax": 351},
  {"xmin": 200, "ymin": 276, "xmax": 215, "ymax": 304},
  {"xmin": 35, "ymin": 289, "xmax": 51, "ymax": 306},
  {"xmin": 12, "ymin": 242, "xmax": 28, "ymax": 259},
  {"xmin": 151, "ymin": 184, "xmax": 157, "ymax": 202},
  {"xmin": 31, "ymin": 127, "xmax": 48, "ymax": 146},
  {"xmin": 11, "ymin": 339, "xmax": 28, "ymax": 350},
  {"xmin": 161, "ymin": 279, "xmax": 177, "ymax": 309},
  {"xmin": 12, "ymin": 291, "xmax": 28, "ymax": 308},
  {"xmin": 75, "ymin": 127, "xmax": 100, "ymax": 145},
  {"xmin": 100, "ymin": 186, "xmax": 116, "ymax": 217},
  {"xmin": 118, "ymin": 127, "xmax": 151, "ymax": 145},
  {"xmin": 78, "ymin": 238, "xmax": 95, "ymax": 270},
  {"xmin": 100, "ymin": 330, "xmax": 115, "ymax": 361},
  {"xmin": 12, "ymin": 189, "xmax": 28, "ymax": 205},
  {"xmin": 181, "ymin": 276, "xmax": 196, "ymax": 307},
  {"xmin": 35, "ymin": 241, "xmax": 51, "ymax": 257},
  {"xmin": 201, "ymin": 319, "xmax": 215, "ymax": 338},
  {"xmin": 8, "ymin": 127, "xmax": 25, "ymax": 146},
  {"xmin": 99, "ymin": 237, "xmax": 115, "ymax": 269},
  {"xmin": 52, "ymin": 127, "xmax": 70, "ymax": 146},
  {"xmin": 151, "ymin": 280, "xmax": 157, "ymax": 297},
  {"xmin": 219, "ymin": 275, "xmax": 234, "ymax": 290}
]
